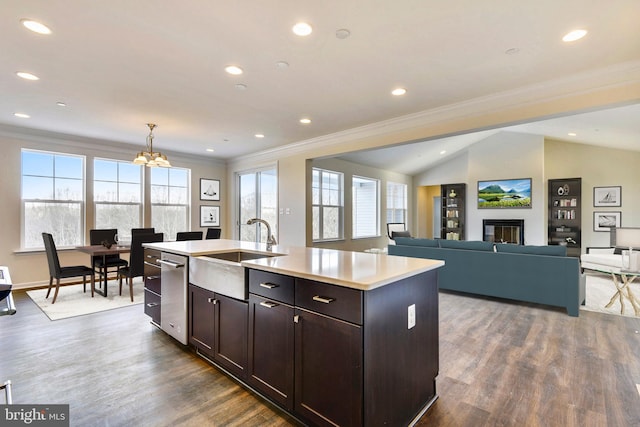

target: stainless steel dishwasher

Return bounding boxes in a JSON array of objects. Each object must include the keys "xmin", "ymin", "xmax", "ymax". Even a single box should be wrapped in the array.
[{"xmin": 159, "ymin": 252, "xmax": 188, "ymax": 345}]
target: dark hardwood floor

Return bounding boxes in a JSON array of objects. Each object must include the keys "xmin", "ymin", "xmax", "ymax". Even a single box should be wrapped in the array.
[{"xmin": 2, "ymin": 289, "xmax": 639, "ymax": 426}]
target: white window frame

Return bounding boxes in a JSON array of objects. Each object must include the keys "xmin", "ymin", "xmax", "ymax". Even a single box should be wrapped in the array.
[
  {"xmin": 21, "ymin": 149, "xmax": 85, "ymax": 250},
  {"xmin": 352, "ymin": 175, "xmax": 380, "ymax": 239},
  {"xmin": 150, "ymin": 167, "xmax": 191, "ymax": 241},
  {"xmin": 93, "ymin": 158, "xmax": 143, "ymax": 243},
  {"xmin": 312, "ymin": 168, "xmax": 344, "ymax": 242},
  {"xmin": 386, "ymin": 181, "xmax": 408, "ymax": 224}
]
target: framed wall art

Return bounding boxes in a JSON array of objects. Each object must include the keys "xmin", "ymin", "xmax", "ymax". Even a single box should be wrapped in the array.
[
  {"xmin": 200, "ymin": 205, "xmax": 220, "ymax": 227},
  {"xmin": 593, "ymin": 211, "xmax": 621, "ymax": 232},
  {"xmin": 200, "ymin": 178, "xmax": 220, "ymax": 201},
  {"xmin": 593, "ymin": 186, "xmax": 621, "ymax": 207}
]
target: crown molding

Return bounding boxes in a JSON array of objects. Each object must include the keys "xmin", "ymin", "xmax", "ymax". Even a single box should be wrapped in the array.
[
  {"xmin": 230, "ymin": 60, "xmax": 640, "ymax": 166},
  {"xmin": 0, "ymin": 123, "xmax": 225, "ymax": 167}
]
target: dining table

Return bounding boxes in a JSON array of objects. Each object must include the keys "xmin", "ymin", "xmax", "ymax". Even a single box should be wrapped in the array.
[{"xmin": 76, "ymin": 244, "xmax": 131, "ymax": 297}]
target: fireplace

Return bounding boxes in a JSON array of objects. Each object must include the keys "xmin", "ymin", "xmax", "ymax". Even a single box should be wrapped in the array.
[{"xmin": 483, "ymin": 219, "xmax": 524, "ymax": 245}]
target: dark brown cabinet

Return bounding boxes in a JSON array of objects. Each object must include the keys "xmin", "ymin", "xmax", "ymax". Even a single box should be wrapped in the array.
[
  {"xmin": 248, "ymin": 271, "xmax": 364, "ymax": 427},
  {"xmin": 294, "ymin": 307, "xmax": 362, "ymax": 427},
  {"xmin": 248, "ymin": 293, "xmax": 295, "ymax": 410},
  {"xmin": 441, "ymin": 183, "xmax": 466, "ymax": 240},
  {"xmin": 143, "ymin": 248, "xmax": 161, "ymax": 325},
  {"xmin": 548, "ymin": 178, "xmax": 582, "ymax": 257},
  {"xmin": 189, "ymin": 284, "xmax": 248, "ymax": 379}
]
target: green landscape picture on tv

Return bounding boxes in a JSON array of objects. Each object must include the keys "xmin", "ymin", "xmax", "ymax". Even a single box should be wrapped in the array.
[{"xmin": 478, "ymin": 178, "xmax": 532, "ymax": 208}]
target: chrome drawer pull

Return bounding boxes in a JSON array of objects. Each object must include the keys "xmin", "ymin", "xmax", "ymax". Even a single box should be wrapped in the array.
[
  {"xmin": 259, "ymin": 282, "xmax": 279, "ymax": 289},
  {"xmin": 260, "ymin": 301, "xmax": 278, "ymax": 308},
  {"xmin": 146, "ymin": 302, "xmax": 159, "ymax": 308},
  {"xmin": 208, "ymin": 298, "xmax": 218, "ymax": 304},
  {"xmin": 312, "ymin": 295, "xmax": 334, "ymax": 304}
]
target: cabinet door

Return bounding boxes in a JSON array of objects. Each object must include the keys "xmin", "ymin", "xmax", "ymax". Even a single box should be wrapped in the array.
[
  {"xmin": 248, "ymin": 294, "xmax": 295, "ymax": 410},
  {"xmin": 189, "ymin": 284, "xmax": 216, "ymax": 359},
  {"xmin": 214, "ymin": 294, "xmax": 248, "ymax": 379},
  {"xmin": 294, "ymin": 309, "xmax": 363, "ymax": 427}
]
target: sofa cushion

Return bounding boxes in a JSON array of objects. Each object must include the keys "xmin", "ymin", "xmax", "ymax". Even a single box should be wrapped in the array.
[
  {"xmin": 438, "ymin": 240, "xmax": 494, "ymax": 251},
  {"xmin": 496, "ymin": 243, "xmax": 567, "ymax": 257},
  {"xmin": 394, "ymin": 237, "xmax": 439, "ymax": 247}
]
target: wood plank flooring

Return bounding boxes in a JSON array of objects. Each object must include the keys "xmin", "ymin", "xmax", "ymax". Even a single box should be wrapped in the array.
[{"xmin": 2, "ymin": 289, "xmax": 639, "ymax": 426}]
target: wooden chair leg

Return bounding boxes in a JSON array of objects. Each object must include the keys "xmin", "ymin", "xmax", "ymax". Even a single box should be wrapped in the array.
[
  {"xmin": 51, "ymin": 278, "xmax": 61, "ymax": 304},
  {"xmin": 91, "ymin": 274, "xmax": 95, "ymax": 297},
  {"xmin": 45, "ymin": 276, "xmax": 53, "ymax": 298},
  {"xmin": 83, "ymin": 276, "xmax": 87, "ymax": 293},
  {"xmin": 129, "ymin": 277, "xmax": 134, "ymax": 302},
  {"xmin": 118, "ymin": 275, "xmax": 123, "ymax": 296}
]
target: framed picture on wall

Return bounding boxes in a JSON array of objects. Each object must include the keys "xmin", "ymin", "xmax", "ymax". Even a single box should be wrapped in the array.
[
  {"xmin": 200, "ymin": 206, "xmax": 220, "ymax": 227},
  {"xmin": 593, "ymin": 186, "xmax": 621, "ymax": 207},
  {"xmin": 200, "ymin": 178, "xmax": 220, "ymax": 201},
  {"xmin": 593, "ymin": 211, "xmax": 621, "ymax": 232}
]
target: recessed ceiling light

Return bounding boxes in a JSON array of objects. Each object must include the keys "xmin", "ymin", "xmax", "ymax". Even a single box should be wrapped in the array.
[
  {"xmin": 562, "ymin": 29, "xmax": 587, "ymax": 42},
  {"xmin": 292, "ymin": 22, "xmax": 313, "ymax": 36},
  {"xmin": 56, "ymin": 101, "xmax": 66, "ymax": 107},
  {"xmin": 14, "ymin": 112, "xmax": 30, "ymax": 118},
  {"xmin": 206, "ymin": 148, "xmax": 215, "ymax": 152},
  {"xmin": 505, "ymin": 48, "xmax": 520, "ymax": 55},
  {"xmin": 276, "ymin": 61, "xmax": 289, "ymax": 69},
  {"xmin": 440, "ymin": 150, "xmax": 447, "ymax": 155},
  {"xmin": 225, "ymin": 65, "xmax": 243, "ymax": 75},
  {"xmin": 568, "ymin": 132, "xmax": 577, "ymax": 136},
  {"xmin": 391, "ymin": 88, "xmax": 407, "ymax": 96},
  {"xmin": 255, "ymin": 134, "xmax": 265, "ymax": 138},
  {"xmin": 299, "ymin": 118, "xmax": 311, "ymax": 124},
  {"xmin": 16, "ymin": 71, "xmax": 39, "ymax": 80},
  {"xmin": 335, "ymin": 29, "xmax": 351, "ymax": 39},
  {"xmin": 235, "ymin": 83, "xmax": 247, "ymax": 90},
  {"xmin": 20, "ymin": 19, "xmax": 51, "ymax": 35}
]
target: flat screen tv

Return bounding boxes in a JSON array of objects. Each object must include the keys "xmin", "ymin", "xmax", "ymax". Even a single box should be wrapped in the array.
[{"xmin": 478, "ymin": 178, "xmax": 532, "ymax": 209}]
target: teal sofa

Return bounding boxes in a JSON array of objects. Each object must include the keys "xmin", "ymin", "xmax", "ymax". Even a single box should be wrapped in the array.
[{"xmin": 389, "ymin": 237, "xmax": 586, "ymax": 316}]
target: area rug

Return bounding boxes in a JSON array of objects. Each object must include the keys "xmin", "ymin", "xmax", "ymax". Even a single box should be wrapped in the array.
[
  {"xmin": 582, "ymin": 272, "xmax": 640, "ymax": 318},
  {"xmin": 27, "ymin": 279, "xmax": 144, "ymax": 321}
]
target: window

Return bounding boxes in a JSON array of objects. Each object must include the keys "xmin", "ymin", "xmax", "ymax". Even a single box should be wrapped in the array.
[
  {"xmin": 21, "ymin": 149, "xmax": 85, "ymax": 249},
  {"xmin": 94, "ymin": 159, "xmax": 143, "ymax": 242},
  {"xmin": 312, "ymin": 168, "xmax": 343, "ymax": 241},
  {"xmin": 352, "ymin": 176, "xmax": 379, "ymax": 238},
  {"xmin": 150, "ymin": 167, "xmax": 190, "ymax": 241},
  {"xmin": 238, "ymin": 168, "xmax": 277, "ymax": 243},
  {"xmin": 387, "ymin": 182, "xmax": 407, "ymax": 224}
]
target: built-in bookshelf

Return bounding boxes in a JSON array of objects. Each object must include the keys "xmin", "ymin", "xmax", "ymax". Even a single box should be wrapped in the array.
[
  {"xmin": 548, "ymin": 178, "xmax": 582, "ymax": 257},
  {"xmin": 441, "ymin": 183, "xmax": 466, "ymax": 240}
]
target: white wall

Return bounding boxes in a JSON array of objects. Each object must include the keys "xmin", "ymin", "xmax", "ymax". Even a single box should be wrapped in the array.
[
  {"xmin": 415, "ymin": 132, "xmax": 546, "ymax": 244},
  {"xmin": 0, "ymin": 126, "xmax": 225, "ymax": 288},
  {"xmin": 311, "ymin": 157, "xmax": 413, "ymax": 251},
  {"xmin": 545, "ymin": 139, "xmax": 640, "ymax": 249}
]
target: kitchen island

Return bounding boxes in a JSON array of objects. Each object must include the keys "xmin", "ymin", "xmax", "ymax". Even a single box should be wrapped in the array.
[{"xmin": 143, "ymin": 239, "xmax": 443, "ymax": 427}]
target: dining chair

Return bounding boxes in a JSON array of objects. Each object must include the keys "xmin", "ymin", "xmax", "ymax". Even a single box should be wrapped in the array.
[
  {"xmin": 205, "ymin": 228, "xmax": 222, "ymax": 240},
  {"xmin": 89, "ymin": 229, "xmax": 128, "ymax": 285},
  {"xmin": 176, "ymin": 231, "xmax": 203, "ymax": 241},
  {"xmin": 117, "ymin": 233, "xmax": 164, "ymax": 302},
  {"xmin": 131, "ymin": 227, "xmax": 155, "ymax": 237},
  {"xmin": 42, "ymin": 232, "xmax": 95, "ymax": 304}
]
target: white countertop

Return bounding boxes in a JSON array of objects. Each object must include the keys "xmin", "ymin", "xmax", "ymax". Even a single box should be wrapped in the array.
[{"xmin": 144, "ymin": 239, "xmax": 444, "ymax": 291}]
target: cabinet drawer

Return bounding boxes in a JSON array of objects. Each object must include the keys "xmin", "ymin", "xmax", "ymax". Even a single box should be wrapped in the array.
[
  {"xmin": 144, "ymin": 249, "xmax": 161, "ymax": 274},
  {"xmin": 145, "ymin": 276, "xmax": 161, "ymax": 295},
  {"xmin": 249, "ymin": 269, "xmax": 294, "ymax": 305},
  {"xmin": 144, "ymin": 289, "xmax": 161, "ymax": 325},
  {"xmin": 295, "ymin": 279, "xmax": 362, "ymax": 325}
]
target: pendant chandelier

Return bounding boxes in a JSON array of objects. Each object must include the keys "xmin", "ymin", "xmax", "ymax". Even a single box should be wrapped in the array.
[{"xmin": 133, "ymin": 123, "xmax": 171, "ymax": 167}]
